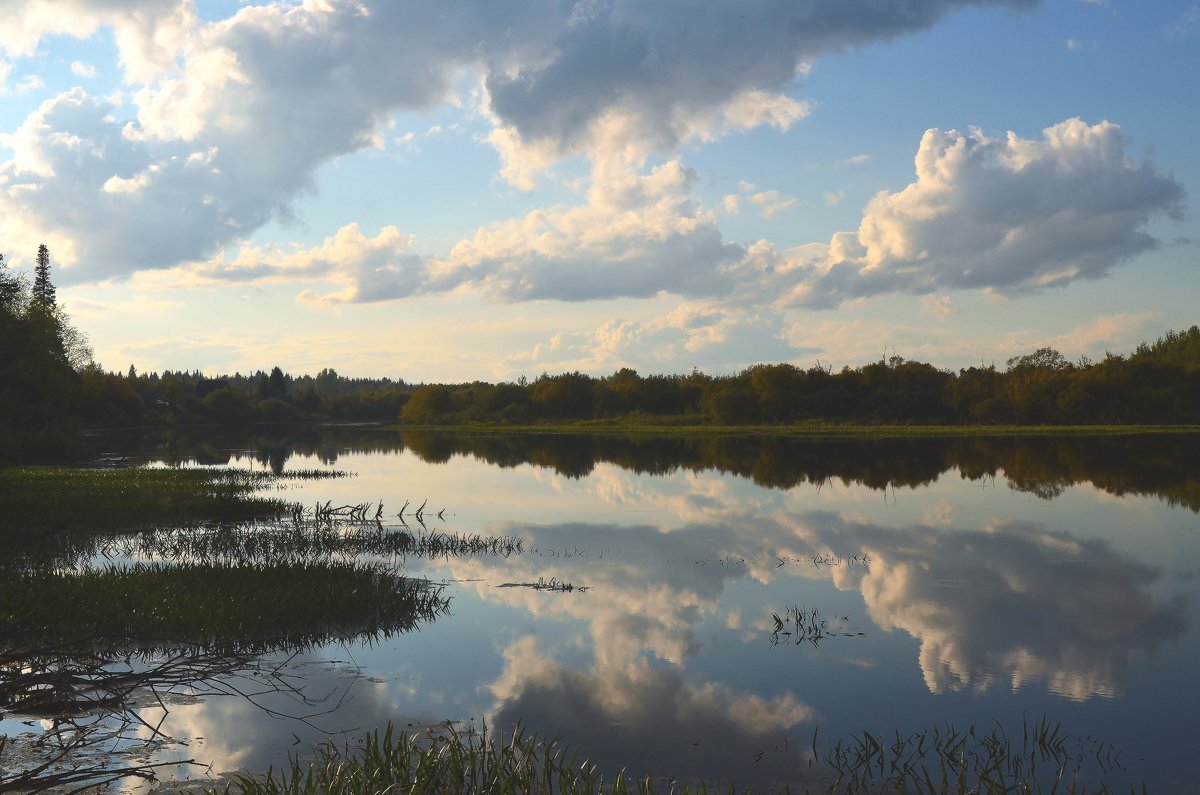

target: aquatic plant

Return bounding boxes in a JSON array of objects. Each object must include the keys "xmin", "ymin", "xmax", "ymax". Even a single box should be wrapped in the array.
[
  {"xmin": 498, "ymin": 576, "xmax": 586, "ymax": 593},
  {"xmin": 84, "ymin": 522, "xmax": 525, "ymax": 568},
  {"xmin": 822, "ymin": 717, "xmax": 1129, "ymax": 794},
  {"xmin": 0, "ymin": 467, "xmax": 294, "ymax": 568},
  {"xmin": 769, "ymin": 606, "xmax": 864, "ymax": 647},
  {"xmin": 214, "ymin": 717, "xmax": 1137, "ymax": 794},
  {"xmin": 217, "ymin": 721, "xmax": 751, "ymax": 795},
  {"xmin": 0, "ymin": 562, "xmax": 449, "ymax": 655}
]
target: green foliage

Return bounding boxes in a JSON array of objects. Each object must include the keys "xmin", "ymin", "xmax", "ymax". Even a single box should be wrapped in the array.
[
  {"xmin": 1132, "ymin": 324, "xmax": 1200, "ymax": 365},
  {"xmin": 381, "ymin": 325, "xmax": 1200, "ymax": 429},
  {"xmin": 0, "ymin": 245, "xmax": 90, "ymax": 462}
]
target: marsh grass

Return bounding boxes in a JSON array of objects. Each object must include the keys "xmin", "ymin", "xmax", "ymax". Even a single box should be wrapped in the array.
[
  {"xmin": 86, "ymin": 522, "xmax": 525, "ymax": 567},
  {"xmin": 823, "ymin": 718, "xmax": 1129, "ymax": 794},
  {"xmin": 0, "ymin": 466, "xmax": 291, "ymax": 539},
  {"xmin": 498, "ymin": 576, "xmax": 586, "ymax": 593},
  {"xmin": 770, "ymin": 606, "xmax": 864, "ymax": 647},
  {"xmin": 0, "ymin": 562, "xmax": 449, "ymax": 655},
  {"xmin": 215, "ymin": 717, "xmax": 1136, "ymax": 795},
  {"xmin": 218, "ymin": 721, "xmax": 750, "ymax": 795}
]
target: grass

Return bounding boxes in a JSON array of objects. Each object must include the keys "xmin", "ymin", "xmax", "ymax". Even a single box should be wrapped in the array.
[
  {"xmin": 85, "ymin": 523, "xmax": 526, "ymax": 567},
  {"xmin": 0, "ymin": 466, "xmax": 291, "ymax": 536},
  {"xmin": 217, "ymin": 722, "xmax": 747, "ymax": 795},
  {"xmin": 0, "ymin": 562, "xmax": 449, "ymax": 655},
  {"xmin": 212, "ymin": 718, "xmax": 1136, "ymax": 795}
]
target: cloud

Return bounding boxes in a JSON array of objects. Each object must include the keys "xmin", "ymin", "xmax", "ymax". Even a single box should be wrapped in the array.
[
  {"xmin": 70, "ymin": 60, "xmax": 96, "ymax": 78},
  {"xmin": 119, "ymin": 115, "xmax": 1183, "ymax": 333},
  {"xmin": 919, "ymin": 294, "xmax": 955, "ymax": 320},
  {"xmin": 287, "ymin": 153, "xmax": 743, "ymax": 305},
  {"xmin": 0, "ymin": 2, "xmax": 544, "ymax": 281},
  {"xmin": 824, "ymin": 189, "xmax": 846, "ymax": 206},
  {"xmin": 1167, "ymin": 5, "xmax": 1200, "ymax": 37},
  {"xmin": 0, "ymin": 1, "xmax": 196, "ymax": 83},
  {"xmin": 493, "ymin": 300, "xmax": 792, "ymax": 377},
  {"xmin": 1044, "ymin": 311, "xmax": 1158, "ymax": 356},
  {"xmin": 484, "ymin": 0, "xmax": 1033, "ymax": 178},
  {"xmin": 785, "ymin": 119, "xmax": 1185, "ymax": 308},
  {"xmin": 746, "ymin": 189, "xmax": 797, "ymax": 219},
  {"xmin": 14, "ymin": 74, "xmax": 44, "ymax": 94},
  {"xmin": 0, "ymin": 0, "xmax": 1044, "ymax": 282}
]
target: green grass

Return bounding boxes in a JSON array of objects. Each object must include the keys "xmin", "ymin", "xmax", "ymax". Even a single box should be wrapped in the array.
[
  {"xmin": 0, "ymin": 562, "xmax": 449, "ymax": 655},
  {"xmin": 0, "ymin": 466, "xmax": 305, "ymax": 568},
  {"xmin": 0, "ymin": 466, "xmax": 291, "ymax": 532},
  {"xmin": 217, "ymin": 722, "xmax": 747, "ymax": 795},
  {"xmin": 213, "ymin": 718, "xmax": 1135, "ymax": 795}
]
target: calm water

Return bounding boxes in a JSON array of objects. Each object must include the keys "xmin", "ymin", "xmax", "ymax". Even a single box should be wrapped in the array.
[{"xmin": 4, "ymin": 429, "xmax": 1199, "ymax": 791}]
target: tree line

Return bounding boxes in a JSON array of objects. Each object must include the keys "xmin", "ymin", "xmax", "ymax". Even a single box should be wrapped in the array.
[
  {"xmin": 3, "ymin": 244, "xmax": 1199, "ymax": 464},
  {"xmin": 395, "ymin": 332, "xmax": 1200, "ymax": 427},
  {"xmin": 115, "ymin": 325, "xmax": 1200, "ymax": 428}
]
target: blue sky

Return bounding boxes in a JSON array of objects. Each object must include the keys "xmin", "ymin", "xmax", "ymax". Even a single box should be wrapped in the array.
[{"xmin": 1, "ymin": 0, "xmax": 1196, "ymax": 381}]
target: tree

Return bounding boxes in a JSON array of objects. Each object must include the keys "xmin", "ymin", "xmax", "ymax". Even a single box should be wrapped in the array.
[
  {"xmin": 32, "ymin": 244, "xmax": 56, "ymax": 311},
  {"xmin": 267, "ymin": 366, "xmax": 288, "ymax": 399},
  {"xmin": 0, "ymin": 252, "xmax": 24, "ymax": 315}
]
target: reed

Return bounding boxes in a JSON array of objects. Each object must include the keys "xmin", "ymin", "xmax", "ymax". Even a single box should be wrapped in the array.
[
  {"xmin": 498, "ymin": 576, "xmax": 586, "ymax": 593},
  {"xmin": 217, "ymin": 721, "xmax": 748, "ymax": 795},
  {"xmin": 0, "ymin": 466, "xmax": 292, "ymax": 550},
  {"xmin": 214, "ymin": 717, "xmax": 1136, "ymax": 795},
  {"xmin": 769, "ymin": 606, "xmax": 864, "ymax": 647},
  {"xmin": 0, "ymin": 562, "xmax": 449, "ymax": 655}
]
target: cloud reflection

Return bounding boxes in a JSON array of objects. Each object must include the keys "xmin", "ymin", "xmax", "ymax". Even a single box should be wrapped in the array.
[
  {"xmin": 487, "ymin": 635, "xmax": 814, "ymax": 789},
  {"xmin": 452, "ymin": 505, "xmax": 1185, "ymax": 703}
]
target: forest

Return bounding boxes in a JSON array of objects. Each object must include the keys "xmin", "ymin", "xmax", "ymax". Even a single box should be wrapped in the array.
[{"xmin": 3, "ymin": 245, "xmax": 1199, "ymax": 463}]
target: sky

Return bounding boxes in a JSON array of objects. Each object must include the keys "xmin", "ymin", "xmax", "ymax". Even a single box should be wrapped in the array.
[{"xmin": 0, "ymin": 0, "xmax": 1197, "ymax": 382}]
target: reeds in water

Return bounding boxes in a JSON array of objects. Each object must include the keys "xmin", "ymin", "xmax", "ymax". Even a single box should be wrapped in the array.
[
  {"xmin": 0, "ymin": 562, "xmax": 450, "ymax": 655},
  {"xmin": 770, "ymin": 606, "xmax": 864, "ymax": 647},
  {"xmin": 218, "ymin": 721, "xmax": 745, "ymax": 795},
  {"xmin": 216, "ymin": 717, "xmax": 1136, "ymax": 794},
  {"xmin": 498, "ymin": 576, "xmax": 586, "ymax": 593},
  {"xmin": 822, "ymin": 717, "xmax": 1129, "ymax": 794}
]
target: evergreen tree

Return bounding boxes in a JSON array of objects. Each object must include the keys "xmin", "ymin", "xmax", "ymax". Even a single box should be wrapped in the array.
[{"xmin": 32, "ymin": 243, "xmax": 56, "ymax": 310}]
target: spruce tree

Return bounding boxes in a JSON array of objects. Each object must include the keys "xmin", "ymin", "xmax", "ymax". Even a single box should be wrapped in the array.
[{"xmin": 32, "ymin": 244, "xmax": 56, "ymax": 310}]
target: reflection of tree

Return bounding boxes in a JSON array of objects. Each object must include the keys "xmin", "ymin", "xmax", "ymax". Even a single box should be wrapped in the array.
[{"xmin": 99, "ymin": 427, "xmax": 1200, "ymax": 511}]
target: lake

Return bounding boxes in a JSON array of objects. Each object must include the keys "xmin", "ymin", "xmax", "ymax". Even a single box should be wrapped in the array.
[{"xmin": 2, "ymin": 428, "xmax": 1198, "ymax": 792}]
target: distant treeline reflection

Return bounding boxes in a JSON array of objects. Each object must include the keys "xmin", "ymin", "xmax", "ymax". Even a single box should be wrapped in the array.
[{"xmin": 109, "ymin": 426, "xmax": 1200, "ymax": 512}]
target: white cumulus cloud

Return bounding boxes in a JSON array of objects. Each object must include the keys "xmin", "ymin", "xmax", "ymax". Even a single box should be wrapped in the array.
[{"xmin": 783, "ymin": 119, "xmax": 1184, "ymax": 308}]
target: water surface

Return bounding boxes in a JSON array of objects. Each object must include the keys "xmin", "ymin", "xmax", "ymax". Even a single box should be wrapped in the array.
[{"xmin": 3, "ymin": 429, "xmax": 1197, "ymax": 791}]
